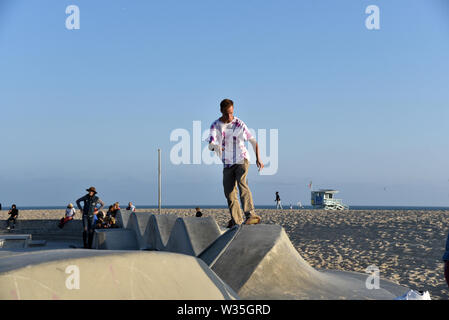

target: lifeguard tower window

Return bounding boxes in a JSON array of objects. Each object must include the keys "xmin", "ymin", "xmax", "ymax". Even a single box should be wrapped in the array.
[{"xmin": 328, "ymin": 194, "xmax": 333, "ymax": 199}]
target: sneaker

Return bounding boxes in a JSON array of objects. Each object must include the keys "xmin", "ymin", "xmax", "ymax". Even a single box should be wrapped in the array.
[
  {"xmin": 244, "ymin": 215, "xmax": 261, "ymax": 225},
  {"xmin": 6, "ymin": 226, "xmax": 10, "ymax": 230}
]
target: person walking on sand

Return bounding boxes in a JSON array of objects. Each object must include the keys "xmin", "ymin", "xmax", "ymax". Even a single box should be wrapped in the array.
[
  {"xmin": 76, "ymin": 187, "xmax": 104, "ymax": 249},
  {"xmin": 208, "ymin": 98, "xmax": 264, "ymax": 228},
  {"xmin": 443, "ymin": 230, "xmax": 449, "ymax": 288},
  {"xmin": 275, "ymin": 191, "xmax": 283, "ymax": 210},
  {"xmin": 6, "ymin": 204, "xmax": 19, "ymax": 230}
]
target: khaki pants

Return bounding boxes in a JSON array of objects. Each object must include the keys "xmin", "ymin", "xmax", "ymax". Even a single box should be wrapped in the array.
[{"xmin": 223, "ymin": 159, "xmax": 256, "ymax": 224}]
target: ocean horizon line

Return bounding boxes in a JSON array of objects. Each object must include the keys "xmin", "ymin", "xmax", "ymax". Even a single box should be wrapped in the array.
[{"xmin": 1, "ymin": 205, "xmax": 448, "ymax": 211}]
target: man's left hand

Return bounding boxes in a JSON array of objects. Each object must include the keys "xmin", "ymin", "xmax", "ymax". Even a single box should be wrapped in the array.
[{"xmin": 256, "ymin": 159, "xmax": 264, "ymax": 171}]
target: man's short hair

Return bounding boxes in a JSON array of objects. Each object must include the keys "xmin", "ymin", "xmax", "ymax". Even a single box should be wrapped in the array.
[{"xmin": 220, "ymin": 99, "xmax": 234, "ymax": 113}]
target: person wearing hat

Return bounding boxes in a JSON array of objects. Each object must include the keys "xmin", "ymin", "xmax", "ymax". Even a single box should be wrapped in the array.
[
  {"xmin": 76, "ymin": 187, "xmax": 105, "ymax": 248},
  {"xmin": 58, "ymin": 203, "xmax": 76, "ymax": 229}
]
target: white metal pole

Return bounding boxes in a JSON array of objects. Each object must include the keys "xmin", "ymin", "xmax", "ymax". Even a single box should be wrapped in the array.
[{"xmin": 158, "ymin": 148, "xmax": 161, "ymax": 214}]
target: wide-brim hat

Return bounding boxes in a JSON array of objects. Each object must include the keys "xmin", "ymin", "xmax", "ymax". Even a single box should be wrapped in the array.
[{"xmin": 86, "ymin": 187, "xmax": 97, "ymax": 194}]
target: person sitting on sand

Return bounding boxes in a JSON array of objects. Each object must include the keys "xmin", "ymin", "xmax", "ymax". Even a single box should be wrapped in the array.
[
  {"xmin": 6, "ymin": 204, "xmax": 19, "ymax": 230},
  {"xmin": 208, "ymin": 98, "xmax": 264, "ymax": 228},
  {"xmin": 58, "ymin": 203, "xmax": 76, "ymax": 228},
  {"xmin": 195, "ymin": 207, "xmax": 203, "ymax": 218},
  {"xmin": 443, "ymin": 230, "xmax": 449, "ymax": 288},
  {"xmin": 126, "ymin": 202, "xmax": 136, "ymax": 212}
]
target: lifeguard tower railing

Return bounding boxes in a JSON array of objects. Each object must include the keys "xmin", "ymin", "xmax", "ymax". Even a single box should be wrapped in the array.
[
  {"xmin": 322, "ymin": 198, "xmax": 348, "ymax": 210},
  {"xmin": 311, "ymin": 190, "xmax": 348, "ymax": 210}
]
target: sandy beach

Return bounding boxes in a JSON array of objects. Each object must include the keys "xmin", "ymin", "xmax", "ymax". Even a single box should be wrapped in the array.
[{"xmin": 1, "ymin": 208, "xmax": 448, "ymax": 300}]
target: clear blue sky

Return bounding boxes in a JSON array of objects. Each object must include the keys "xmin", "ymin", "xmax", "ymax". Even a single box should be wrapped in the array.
[{"xmin": 1, "ymin": 0, "xmax": 448, "ymax": 207}]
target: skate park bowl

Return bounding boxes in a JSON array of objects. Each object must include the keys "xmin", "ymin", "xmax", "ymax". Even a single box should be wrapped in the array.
[
  {"xmin": 95, "ymin": 211, "xmax": 409, "ymax": 299},
  {"xmin": 0, "ymin": 249, "xmax": 238, "ymax": 300},
  {"xmin": 0, "ymin": 211, "xmax": 410, "ymax": 300}
]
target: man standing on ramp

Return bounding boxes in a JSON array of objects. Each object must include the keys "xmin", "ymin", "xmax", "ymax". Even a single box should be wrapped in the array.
[
  {"xmin": 208, "ymin": 99, "xmax": 264, "ymax": 228},
  {"xmin": 76, "ymin": 187, "xmax": 105, "ymax": 248}
]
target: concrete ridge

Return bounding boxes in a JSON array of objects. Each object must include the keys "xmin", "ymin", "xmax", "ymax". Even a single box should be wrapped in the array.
[
  {"xmin": 111, "ymin": 212, "xmax": 223, "ymax": 256},
  {"xmin": 165, "ymin": 216, "xmax": 222, "ymax": 256}
]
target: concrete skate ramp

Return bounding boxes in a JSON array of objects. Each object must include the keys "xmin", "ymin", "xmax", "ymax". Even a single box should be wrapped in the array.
[
  {"xmin": 145, "ymin": 214, "xmax": 179, "ymax": 251},
  {"xmin": 93, "ymin": 229, "xmax": 139, "ymax": 250},
  {"xmin": 199, "ymin": 224, "xmax": 408, "ymax": 300},
  {"xmin": 116, "ymin": 210, "xmax": 133, "ymax": 229},
  {"xmin": 128, "ymin": 213, "xmax": 153, "ymax": 249},
  {"xmin": 95, "ymin": 213, "xmax": 222, "ymax": 255},
  {"xmin": 0, "ymin": 249, "xmax": 239, "ymax": 300},
  {"xmin": 165, "ymin": 217, "xmax": 222, "ymax": 256}
]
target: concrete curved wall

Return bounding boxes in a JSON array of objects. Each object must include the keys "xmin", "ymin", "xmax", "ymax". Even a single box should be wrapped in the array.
[
  {"xmin": 0, "ymin": 249, "xmax": 238, "ymax": 300},
  {"xmin": 200, "ymin": 225, "xmax": 409, "ymax": 300}
]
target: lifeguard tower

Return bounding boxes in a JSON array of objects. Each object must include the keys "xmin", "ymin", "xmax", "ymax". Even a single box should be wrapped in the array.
[{"xmin": 311, "ymin": 189, "xmax": 348, "ymax": 210}]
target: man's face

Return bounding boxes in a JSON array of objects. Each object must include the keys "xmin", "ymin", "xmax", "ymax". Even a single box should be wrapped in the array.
[
  {"xmin": 221, "ymin": 105, "xmax": 234, "ymax": 122},
  {"xmin": 89, "ymin": 191, "xmax": 95, "ymax": 197}
]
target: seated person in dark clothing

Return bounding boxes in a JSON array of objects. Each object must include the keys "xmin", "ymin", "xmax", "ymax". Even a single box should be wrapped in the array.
[
  {"xmin": 104, "ymin": 215, "xmax": 118, "ymax": 228},
  {"xmin": 106, "ymin": 205, "xmax": 114, "ymax": 217},
  {"xmin": 195, "ymin": 207, "xmax": 203, "ymax": 218},
  {"xmin": 106, "ymin": 203, "xmax": 121, "ymax": 218},
  {"xmin": 6, "ymin": 204, "xmax": 19, "ymax": 230},
  {"xmin": 112, "ymin": 202, "xmax": 121, "ymax": 218},
  {"xmin": 94, "ymin": 211, "xmax": 106, "ymax": 229}
]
